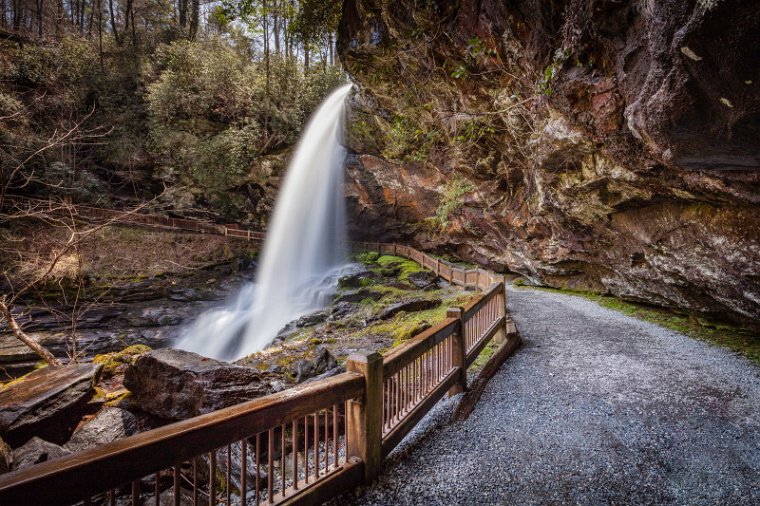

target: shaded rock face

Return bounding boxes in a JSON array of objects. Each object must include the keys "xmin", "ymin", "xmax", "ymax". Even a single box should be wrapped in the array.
[
  {"xmin": 0, "ymin": 364, "xmax": 101, "ymax": 446},
  {"xmin": 11, "ymin": 437, "xmax": 71, "ymax": 471},
  {"xmin": 124, "ymin": 349, "xmax": 276, "ymax": 420},
  {"xmin": 64, "ymin": 407, "xmax": 138, "ymax": 453},
  {"xmin": 338, "ymin": 0, "xmax": 760, "ymax": 324}
]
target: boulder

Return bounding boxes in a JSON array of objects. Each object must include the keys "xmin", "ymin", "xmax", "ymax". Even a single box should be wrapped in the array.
[
  {"xmin": 328, "ymin": 302, "xmax": 356, "ymax": 321},
  {"xmin": 406, "ymin": 271, "xmax": 438, "ymax": 289},
  {"xmin": 0, "ymin": 363, "xmax": 101, "ymax": 446},
  {"xmin": 11, "ymin": 437, "xmax": 71, "ymax": 471},
  {"xmin": 296, "ymin": 311, "xmax": 328, "ymax": 328},
  {"xmin": 0, "ymin": 437, "xmax": 11, "ymax": 474},
  {"xmin": 124, "ymin": 349, "xmax": 276, "ymax": 420},
  {"xmin": 64, "ymin": 407, "xmax": 138, "ymax": 453},
  {"xmin": 334, "ymin": 288, "xmax": 382, "ymax": 304},
  {"xmin": 338, "ymin": 271, "xmax": 377, "ymax": 289},
  {"xmin": 295, "ymin": 347, "xmax": 338, "ymax": 383},
  {"xmin": 378, "ymin": 298, "xmax": 441, "ymax": 320}
]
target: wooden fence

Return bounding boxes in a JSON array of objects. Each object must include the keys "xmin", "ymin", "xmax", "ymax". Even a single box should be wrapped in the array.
[
  {"xmin": 0, "ymin": 213, "xmax": 520, "ymax": 505},
  {"xmin": 1, "ymin": 195, "xmax": 267, "ymax": 241}
]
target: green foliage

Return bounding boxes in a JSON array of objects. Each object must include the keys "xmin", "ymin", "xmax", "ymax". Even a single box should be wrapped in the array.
[
  {"xmin": 450, "ymin": 64, "xmax": 468, "ymax": 79},
  {"xmin": 356, "ymin": 251, "xmax": 380, "ymax": 264},
  {"xmin": 435, "ymin": 178, "xmax": 475, "ymax": 227},
  {"xmin": 146, "ymin": 38, "xmax": 346, "ymax": 192},
  {"xmin": 382, "ymin": 113, "xmax": 440, "ymax": 162},
  {"xmin": 375, "ymin": 255, "xmax": 425, "ymax": 281},
  {"xmin": 454, "ymin": 118, "xmax": 496, "ymax": 143},
  {"xmin": 538, "ymin": 48, "xmax": 571, "ymax": 96}
]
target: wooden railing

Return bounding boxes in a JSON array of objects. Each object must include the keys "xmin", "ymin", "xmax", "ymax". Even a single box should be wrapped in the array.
[
  {"xmin": 352, "ymin": 241, "xmax": 506, "ymax": 290},
  {"xmin": 0, "ymin": 235, "xmax": 519, "ymax": 505},
  {"xmin": 1, "ymin": 195, "xmax": 267, "ymax": 241}
]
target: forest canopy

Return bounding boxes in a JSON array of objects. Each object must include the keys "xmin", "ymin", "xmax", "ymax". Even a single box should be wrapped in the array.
[{"xmin": 0, "ymin": 0, "xmax": 346, "ymax": 219}]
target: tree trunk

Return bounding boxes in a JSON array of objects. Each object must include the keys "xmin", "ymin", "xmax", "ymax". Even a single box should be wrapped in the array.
[
  {"xmin": 188, "ymin": 0, "xmax": 198, "ymax": 39},
  {"xmin": 1, "ymin": 297, "xmax": 62, "ymax": 367},
  {"xmin": 178, "ymin": 0, "xmax": 186, "ymax": 30},
  {"xmin": 108, "ymin": 0, "xmax": 120, "ymax": 45}
]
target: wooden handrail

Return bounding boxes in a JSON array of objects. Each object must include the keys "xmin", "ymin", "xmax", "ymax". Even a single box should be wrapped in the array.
[
  {"xmin": 382, "ymin": 318, "xmax": 458, "ymax": 377},
  {"xmin": 0, "ymin": 213, "xmax": 517, "ymax": 506},
  {"xmin": 0, "ymin": 372, "xmax": 364, "ymax": 505}
]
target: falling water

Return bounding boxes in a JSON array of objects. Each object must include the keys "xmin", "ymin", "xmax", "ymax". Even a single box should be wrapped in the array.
[{"xmin": 176, "ymin": 83, "xmax": 354, "ymax": 361}]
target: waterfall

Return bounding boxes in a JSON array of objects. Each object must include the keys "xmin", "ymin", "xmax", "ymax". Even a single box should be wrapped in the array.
[{"xmin": 175, "ymin": 83, "xmax": 354, "ymax": 361}]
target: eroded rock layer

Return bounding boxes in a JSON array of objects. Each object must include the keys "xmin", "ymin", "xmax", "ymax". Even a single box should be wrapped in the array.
[{"xmin": 338, "ymin": 0, "xmax": 760, "ymax": 324}]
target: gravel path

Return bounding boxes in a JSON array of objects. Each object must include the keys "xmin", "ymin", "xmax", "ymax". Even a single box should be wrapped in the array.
[{"xmin": 333, "ymin": 286, "xmax": 760, "ymax": 505}]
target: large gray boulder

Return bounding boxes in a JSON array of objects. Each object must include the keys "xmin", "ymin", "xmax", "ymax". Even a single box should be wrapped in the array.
[
  {"xmin": 124, "ymin": 349, "xmax": 276, "ymax": 420},
  {"xmin": 295, "ymin": 347, "xmax": 338, "ymax": 383},
  {"xmin": 64, "ymin": 407, "xmax": 138, "ymax": 453},
  {"xmin": 0, "ymin": 363, "xmax": 101, "ymax": 446},
  {"xmin": 11, "ymin": 437, "xmax": 71, "ymax": 471}
]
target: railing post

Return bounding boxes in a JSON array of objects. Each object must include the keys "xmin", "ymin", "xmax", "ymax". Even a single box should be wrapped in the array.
[
  {"xmin": 446, "ymin": 307, "xmax": 467, "ymax": 397},
  {"xmin": 495, "ymin": 282, "xmax": 508, "ymax": 344},
  {"xmin": 346, "ymin": 351, "xmax": 383, "ymax": 484}
]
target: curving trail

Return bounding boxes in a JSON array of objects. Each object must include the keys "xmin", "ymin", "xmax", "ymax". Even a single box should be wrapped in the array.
[{"xmin": 334, "ymin": 286, "xmax": 760, "ymax": 505}]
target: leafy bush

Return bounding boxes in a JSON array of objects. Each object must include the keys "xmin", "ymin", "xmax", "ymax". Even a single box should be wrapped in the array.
[
  {"xmin": 435, "ymin": 177, "xmax": 475, "ymax": 227},
  {"xmin": 146, "ymin": 39, "xmax": 346, "ymax": 192}
]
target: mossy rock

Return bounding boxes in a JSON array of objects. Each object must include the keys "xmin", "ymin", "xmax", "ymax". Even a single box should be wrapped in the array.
[
  {"xmin": 355, "ymin": 251, "xmax": 380, "ymax": 264},
  {"xmin": 375, "ymin": 255, "xmax": 424, "ymax": 281},
  {"xmin": 93, "ymin": 344, "xmax": 152, "ymax": 377}
]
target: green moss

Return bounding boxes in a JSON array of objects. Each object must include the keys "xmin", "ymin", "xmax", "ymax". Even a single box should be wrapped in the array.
[
  {"xmin": 93, "ymin": 344, "xmax": 151, "ymax": 376},
  {"xmin": 518, "ymin": 286, "xmax": 760, "ymax": 365},
  {"xmin": 375, "ymin": 255, "xmax": 424, "ymax": 281},
  {"xmin": 355, "ymin": 251, "xmax": 380, "ymax": 264},
  {"xmin": 470, "ymin": 340, "xmax": 499, "ymax": 370}
]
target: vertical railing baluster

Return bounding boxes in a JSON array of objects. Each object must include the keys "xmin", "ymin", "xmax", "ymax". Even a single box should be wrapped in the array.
[
  {"xmin": 332, "ymin": 404, "xmax": 339, "ymax": 469},
  {"xmin": 241, "ymin": 440, "xmax": 248, "ymax": 505},
  {"xmin": 313, "ymin": 413, "xmax": 319, "ymax": 480},
  {"xmin": 292, "ymin": 419, "xmax": 298, "ymax": 491},
  {"xmin": 193, "ymin": 457, "xmax": 199, "ymax": 505},
  {"xmin": 173, "ymin": 464, "xmax": 181, "ymax": 506},
  {"xmin": 209, "ymin": 451, "xmax": 216, "ymax": 506},
  {"xmin": 131, "ymin": 480, "xmax": 140, "ymax": 506},
  {"xmin": 267, "ymin": 429, "xmax": 274, "ymax": 503},
  {"xmin": 281, "ymin": 424, "xmax": 286, "ymax": 498},
  {"xmin": 324, "ymin": 409, "xmax": 329, "ymax": 473},
  {"xmin": 303, "ymin": 416, "xmax": 309, "ymax": 484},
  {"xmin": 227, "ymin": 445, "xmax": 232, "ymax": 505},
  {"xmin": 255, "ymin": 434, "xmax": 261, "ymax": 506}
]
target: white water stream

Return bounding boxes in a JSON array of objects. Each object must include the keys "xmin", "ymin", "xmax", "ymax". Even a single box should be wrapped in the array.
[{"xmin": 175, "ymin": 83, "xmax": 354, "ymax": 361}]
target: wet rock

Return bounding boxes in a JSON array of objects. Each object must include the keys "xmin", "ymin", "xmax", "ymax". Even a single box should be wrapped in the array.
[
  {"xmin": 378, "ymin": 299, "xmax": 441, "ymax": 320},
  {"xmin": 295, "ymin": 347, "xmax": 338, "ymax": 383},
  {"xmin": 339, "ymin": 271, "xmax": 377, "ymax": 289},
  {"xmin": 124, "ymin": 308, "xmax": 183, "ymax": 327},
  {"xmin": 168, "ymin": 288, "xmax": 201, "ymax": 302},
  {"xmin": 0, "ymin": 437, "xmax": 11, "ymax": 474},
  {"xmin": 0, "ymin": 363, "xmax": 102, "ymax": 446},
  {"xmin": 296, "ymin": 311, "xmax": 328, "ymax": 328},
  {"xmin": 406, "ymin": 271, "xmax": 438, "ymax": 289},
  {"xmin": 328, "ymin": 302, "xmax": 356, "ymax": 321},
  {"xmin": 11, "ymin": 437, "xmax": 71, "ymax": 471},
  {"xmin": 64, "ymin": 407, "xmax": 138, "ymax": 453},
  {"xmin": 334, "ymin": 288, "xmax": 382, "ymax": 304},
  {"xmin": 124, "ymin": 349, "xmax": 275, "ymax": 420}
]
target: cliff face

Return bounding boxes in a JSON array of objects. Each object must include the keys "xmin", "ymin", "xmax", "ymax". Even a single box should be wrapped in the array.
[{"xmin": 337, "ymin": 0, "xmax": 760, "ymax": 324}]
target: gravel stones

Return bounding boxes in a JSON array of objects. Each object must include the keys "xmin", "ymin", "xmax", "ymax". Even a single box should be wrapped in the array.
[{"xmin": 332, "ymin": 286, "xmax": 760, "ymax": 505}]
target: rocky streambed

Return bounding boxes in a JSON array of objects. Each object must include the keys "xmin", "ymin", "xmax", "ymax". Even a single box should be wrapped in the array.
[{"xmin": 0, "ymin": 253, "xmax": 471, "ymax": 476}]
